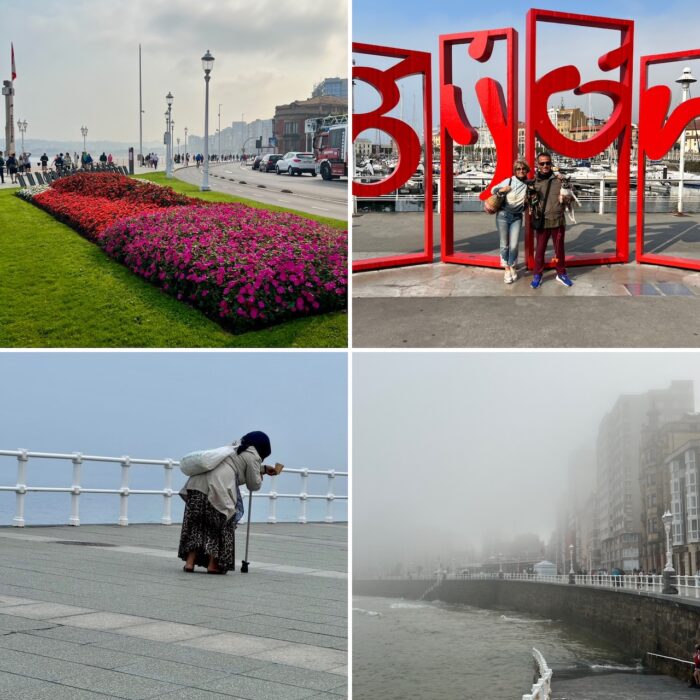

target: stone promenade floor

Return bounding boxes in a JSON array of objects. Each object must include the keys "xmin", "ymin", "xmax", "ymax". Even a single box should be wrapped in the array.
[
  {"xmin": 553, "ymin": 670, "xmax": 700, "ymax": 699},
  {"xmin": 0, "ymin": 523, "xmax": 347, "ymax": 699},
  {"xmin": 353, "ymin": 213, "xmax": 700, "ymax": 347}
]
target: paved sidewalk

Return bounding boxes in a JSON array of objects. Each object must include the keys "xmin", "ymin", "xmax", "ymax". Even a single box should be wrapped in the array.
[
  {"xmin": 353, "ymin": 211, "xmax": 700, "ymax": 347},
  {"xmin": 552, "ymin": 670, "xmax": 700, "ymax": 699},
  {"xmin": 0, "ymin": 523, "xmax": 347, "ymax": 699}
]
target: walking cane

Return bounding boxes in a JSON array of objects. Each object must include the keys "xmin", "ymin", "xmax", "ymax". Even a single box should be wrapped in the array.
[{"xmin": 241, "ymin": 489, "xmax": 253, "ymax": 573}]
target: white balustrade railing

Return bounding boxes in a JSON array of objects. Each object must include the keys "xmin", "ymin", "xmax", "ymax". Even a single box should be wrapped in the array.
[
  {"xmin": 0, "ymin": 449, "xmax": 347, "ymax": 527},
  {"xmin": 522, "ymin": 648, "xmax": 552, "ymax": 700}
]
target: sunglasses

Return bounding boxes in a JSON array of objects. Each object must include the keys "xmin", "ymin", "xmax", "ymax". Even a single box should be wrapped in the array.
[
  {"xmin": 515, "ymin": 167, "xmax": 528, "ymax": 171},
  {"xmin": 538, "ymin": 161, "xmax": 552, "ymax": 166}
]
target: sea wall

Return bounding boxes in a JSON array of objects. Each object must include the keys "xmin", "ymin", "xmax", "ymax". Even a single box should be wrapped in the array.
[{"xmin": 355, "ymin": 578, "xmax": 700, "ymax": 680}]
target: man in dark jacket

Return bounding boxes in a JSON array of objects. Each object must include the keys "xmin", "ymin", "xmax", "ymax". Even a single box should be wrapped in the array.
[{"xmin": 530, "ymin": 152, "xmax": 574, "ymax": 289}]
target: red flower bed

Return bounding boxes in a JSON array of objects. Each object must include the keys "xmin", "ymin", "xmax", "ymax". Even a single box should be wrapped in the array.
[
  {"xmin": 51, "ymin": 172, "xmax": 193, "ymax": 207},
  {"xmin": 32, "ymin": 188, "xmax": 164, "ymax": 239},
  {"xmin": 96, "ymin": 203, "xmax": 347, "ymax": 331}
]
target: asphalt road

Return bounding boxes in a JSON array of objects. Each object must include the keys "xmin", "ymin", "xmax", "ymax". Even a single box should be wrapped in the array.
[{"xmin": 175, "ymin": 162, "xmax": 348, "ymax": 221}]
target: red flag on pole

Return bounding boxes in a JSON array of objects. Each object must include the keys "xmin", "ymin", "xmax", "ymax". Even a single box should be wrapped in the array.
[{"xmin": 11, "ymin": 43, "xmax": 16, "ymax": 80}]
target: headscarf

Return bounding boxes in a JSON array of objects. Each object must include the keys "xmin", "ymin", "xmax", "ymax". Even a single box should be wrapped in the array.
[{"xmin": 236, "ymin": 431, "xmax": 271, "ymax": 461}]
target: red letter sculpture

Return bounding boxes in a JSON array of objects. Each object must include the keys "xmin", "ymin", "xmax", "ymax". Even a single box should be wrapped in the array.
[
  {"xmin": 352, "ymin": 43, "xmax": 433, "ymax": 272},
  {"xmin": 637, "ymin": 49, "xmax": 700, "ymax": 270},
  {"xmin": 440, "ymin": 28, "xmax": 518, "ymax": 266},
  {"xmin": 526, "ymin": 9, "xmax": 634, "ymax": 268}
]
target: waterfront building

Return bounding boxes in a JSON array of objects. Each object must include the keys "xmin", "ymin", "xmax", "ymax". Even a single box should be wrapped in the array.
[
  {"xmin": 312, "ymin": 77, "xmax": 348, "ymax": 99},
  {"xmin": 639, "ymin": 411, "xmax": 700, "ymax": 574},
  {"xmin": 273, "ymin": 95, "xmax": 347, "ymax": 154},
  {"xmin": 597, "ymin": 380, "xmax": 694, "ymax": 572}
]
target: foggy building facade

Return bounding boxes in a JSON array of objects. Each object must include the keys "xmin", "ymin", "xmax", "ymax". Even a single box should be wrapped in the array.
[
  {"xmin": 639, "ymin": 410, "xmax": 700, "ymax": 573},
  {"xmin": 596, "ymin": 380, "xmax": 694, "ymax": 572}
]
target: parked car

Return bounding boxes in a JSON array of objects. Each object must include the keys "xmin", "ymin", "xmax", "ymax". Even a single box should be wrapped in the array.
[
  {"xmin": 276, "ymin": 152, "xmax": 317, "ymax": 176},
  {"xmin": 260, "ymin": 153, "xmax": 283, "ymax": 173},
  {"xmin": 251, "ymin": 155, "xmax": 263, "ymax": 171}
]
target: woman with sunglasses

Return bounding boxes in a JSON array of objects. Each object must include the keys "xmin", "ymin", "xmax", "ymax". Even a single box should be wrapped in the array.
[{"xmin": 490, "ymin": 159, "xmax": 531, "ymax": 283}]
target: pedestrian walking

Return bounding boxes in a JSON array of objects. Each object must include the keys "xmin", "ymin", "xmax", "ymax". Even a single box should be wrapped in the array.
[
  {"xmin": 528, "ymin": 152, "xmax": 574, "ymax": 289},
  {"xmin": 692, "ymin": 644, "xmax": 700, "ymax": 687},
  {"xmin": 40, "ymin": 153, "xmax": 48, "ymax": 173},
  {"xmin": 7, "ymin": 153, "xmax": 18, "ymax": 183},
  {"xmin": 178, "ymin": 431, "xmax": 277, "ymax": 575},
  {"xmin": 0, "ymin": 152, "xmax": 5, "ymax": 184},
  {"xmin": 491, "ymin": 159, "xmax": 531, "ymax": 283}
]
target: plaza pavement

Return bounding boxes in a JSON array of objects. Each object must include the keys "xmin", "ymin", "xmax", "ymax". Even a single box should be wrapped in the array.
[
  {"xmin": 353, "ymin": 211, "xmax": 700, "ymax": 347},
  {"xmin": 0, "ymin": 522, "xmax": 347, "ymax": 699}
]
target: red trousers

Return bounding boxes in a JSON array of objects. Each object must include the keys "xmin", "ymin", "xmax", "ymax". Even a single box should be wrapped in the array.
[{"xmin": 534, "ymin": 225, "xmax": 566, "ymax": 275}]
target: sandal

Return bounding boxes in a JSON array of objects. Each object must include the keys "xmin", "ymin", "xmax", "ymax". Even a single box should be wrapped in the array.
[{"xmin": 183, "ymin": 565, "xmax": 195, "ymax": 573}]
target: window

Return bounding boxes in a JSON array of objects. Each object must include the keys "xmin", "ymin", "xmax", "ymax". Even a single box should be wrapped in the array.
[{"xmin": 284, "ymin": 121, "xmax": 299, "ymax": 135}]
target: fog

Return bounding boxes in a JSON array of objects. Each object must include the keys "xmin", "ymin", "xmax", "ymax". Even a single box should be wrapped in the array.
[{"xmin": 353, "ymin": 352, "xmax": 700, "ymax": 577}]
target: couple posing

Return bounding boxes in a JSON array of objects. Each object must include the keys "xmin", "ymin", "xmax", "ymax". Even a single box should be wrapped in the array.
[{"xmin": 491, "ymin": 152, "xmax": 574, "ymax": 289}]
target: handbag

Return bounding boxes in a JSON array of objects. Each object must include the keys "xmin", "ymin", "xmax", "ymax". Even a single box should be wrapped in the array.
[{"xmin": 483, "ymin": 177, "xmax": 511, "ymax": 215}]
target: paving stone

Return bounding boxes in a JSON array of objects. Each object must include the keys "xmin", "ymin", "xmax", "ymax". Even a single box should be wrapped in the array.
[
  {"xmin": 147, "ymin": 688, "xmax": 245, "ymax": 699},
  {"xmin": 49, "ymin": 664, "xmax": 180, "ymax": 698},
  {"xmin": 181, "ymin": 632, "xmax": 289, "ymax": 657},
  {"xmin": 247, "ymin": 644, "xmax": 347, "ymax": 672},
  {"xmin": 2, "ymin": 602, "xmax": 94, "ymax": 619},
  {"xmin": 0, "ymin": 594, "xmax": 38, "ymax": 606},
  {"xmin": 114, "ymin": 657, "xmax": 230, "ymax": 685},
  {"xmin": 28, "ymin": 625, "xmax": 123, "ymax": 645},
  {"xmin": 94, "ymin": 635, "xmax": 267, "ymax": 674},
  {"xmin": 198, "ymin": 674, "xmax": 318, "ymax": 700},
  {"xmin": 242, "ymin": 663, "xmax": 349, "ymax": 691},
  {"xmin": 0, "ymin": 647, "xmax": 86, "ymax": 681},
  {"xmin": 3, "ymin": 681, "xmax": 124, "ymax": 699},
  {"xmin": 53, "ymin": 612, "xmax": 150, "ymax": 629},
  {"xmin": 116, "ymin": 621, "xmax": 212, "ymax": 642},
  {"xmin": 0, "ymin": 613, "xmax": 58, "ymax": 632},
  {"xmin": 0, "ymin": 631, "xmax": 138, "ymax": 669}
]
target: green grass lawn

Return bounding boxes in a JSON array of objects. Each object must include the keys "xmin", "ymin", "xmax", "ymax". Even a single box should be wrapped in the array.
[{"xmin": 0, "ymin": 186, "xmax": 347, "ymax": 348}]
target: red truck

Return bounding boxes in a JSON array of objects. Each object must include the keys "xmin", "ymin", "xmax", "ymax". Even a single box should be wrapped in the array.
[{"xmin": 310, "ymin": 114, "xmax": 348, "ymax": 180}]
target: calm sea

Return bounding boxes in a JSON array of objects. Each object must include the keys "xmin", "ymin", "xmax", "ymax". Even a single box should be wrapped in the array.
[
  {"xmin": 353, "ymin": 595, "xmax": 644, "ymax": 700},
  {"xmin": 0, "ymin": 463, "xmax": 346, "ymax": 527}
]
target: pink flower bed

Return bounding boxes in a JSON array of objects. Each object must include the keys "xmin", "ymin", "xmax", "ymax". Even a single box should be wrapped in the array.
[{"xmin": 96, "ymin": 203, "xmax": 347, "ymax": 330}]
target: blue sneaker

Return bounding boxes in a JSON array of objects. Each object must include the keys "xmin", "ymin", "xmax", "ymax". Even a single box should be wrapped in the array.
[
  {"xmin": 530, "ymin": 274, "xmax": 542, "ymax": 289},
  {"xmin": 556, "ymin": 273, "xmax": 573, "ymax": 287}
]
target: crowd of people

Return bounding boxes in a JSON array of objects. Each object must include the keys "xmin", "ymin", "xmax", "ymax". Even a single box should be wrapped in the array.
[{"xmin": 0, "ymin": 149, "xmax": 121, "ymax": 183}]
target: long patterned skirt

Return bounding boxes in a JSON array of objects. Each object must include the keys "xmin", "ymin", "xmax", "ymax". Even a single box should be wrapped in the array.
[{"xmin": 178, "ymin": 490, "xmax": 236, "ymax": 572}]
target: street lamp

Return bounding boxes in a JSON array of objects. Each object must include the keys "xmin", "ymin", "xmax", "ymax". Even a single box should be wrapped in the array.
[
  {"xmin": 675, "ymin": 67, "xmax": 696, "ymax": 216},
  {"xmin": 218, "ymin": 103, "xmax": 222, "ymax": 160},
  {"xmin": 177, "ymin": 137, "xmax": 180, "ymax": 162},
  {"xmin": 80, "ymin": 125, "xmax": 88, "ymax": 153},
  {"xmin": 569, "ymin": 544, "xmax": 575, "ymax": 584},
  {"xmin": 184, "ymin": 127, "xmax": 188, "ymax": 165},
  {"xmin": 17, "ymin": 119, "xmax": 27, "ymax": 154},
  {"xmin": 662, "ymin": 510, "xmax": 678, "ymax": 594},
  {"xmin": 165, "ymin": 91, "xmax": 174, "ymax": 178},
  {"xmin": 201, "ymin": 49, "xmax": 215, "ymax": 191}
]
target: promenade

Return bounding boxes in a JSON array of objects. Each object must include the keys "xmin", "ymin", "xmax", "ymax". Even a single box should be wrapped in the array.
[
  {"xmin": 353, "ymin": 211, "xmax": 700, "ymax": 347},
  {"xmin": 0, "ymin": 522, "xmax": 347, "ymax": 699}
]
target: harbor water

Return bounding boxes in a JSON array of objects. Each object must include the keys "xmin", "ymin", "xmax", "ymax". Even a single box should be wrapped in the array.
[{"xmin": 353, "ymin": 594, "xmax": 663, "ymax": 700}]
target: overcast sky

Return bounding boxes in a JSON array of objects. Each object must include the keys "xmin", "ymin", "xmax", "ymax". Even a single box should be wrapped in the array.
[
  {"xmin": 0, "ymin": 352, "xmax": 347, "ymax": 523},
  {"xmin": 353, "ymin": 352, "xmax": 700, "ymax": 575},
  {"xmin": 354, "ymin": 0, "xmax": 700, "ymax": 139},
  {"xmin": 1, "ymin": 0, "xmax": 347, "ymax": 143}
]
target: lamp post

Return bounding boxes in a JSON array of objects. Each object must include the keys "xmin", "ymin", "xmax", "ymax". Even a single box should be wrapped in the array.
[
  {"xmin": 165, "ymin": 91, "xmax": 173, "ymax": 178},
  {"xmin": 184, "ymin": 127, "xmax": 188, "ymax": 165},
  {"xmin": 17, "ymin": 119, "xmax": 27, "ymax": 154},
  {"xmin": 201, "ymin": 49, "xmax": 214, "ymax": 191},
  {"xmin": 171, "ymin": 119, "xmax": 175, "ymax": 168},
  {"xmin": 675, "ymin": 67, "xmax": 696, "ymax": 216},
  {"xmin": 177, "ymin": 137, "xmax": 180, "ymax": 162},
  {"xmin": 80, "ymin": 125, "xmax": 88, "ymax": 153},
  {"xmin": 569, "ymin": 544, "xmax": 575, "ymax": 584},
  {"xmin": 662, "ymin": 510, "xmax": 678, "ymax": 594},
  {"xmin": 218, "ymin": 103, "xmax": 222, "ymax": 160}
]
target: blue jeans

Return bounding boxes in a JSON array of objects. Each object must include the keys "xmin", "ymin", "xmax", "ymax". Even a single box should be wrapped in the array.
[{"xmin": 496, "ymin": 210, "xmax": 522, "ymax": 266}]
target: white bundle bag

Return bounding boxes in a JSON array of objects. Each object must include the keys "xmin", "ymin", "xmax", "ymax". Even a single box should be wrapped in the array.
[{"xmin": 179, "ymin": 445, "xmax": 236, "ymax": 477}]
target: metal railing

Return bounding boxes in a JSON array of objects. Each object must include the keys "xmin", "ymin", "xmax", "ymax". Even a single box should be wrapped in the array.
[
  {"xmin": 522, "ymin": 648, "xmax": 552, "ymax": 700},
  {"xmin": 448, "ymin": 571, "xmax": 700, "ymax": 599},
  {"xmin": 0, "ymin": 449, "xmax": 347, "ymax": 527}
]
